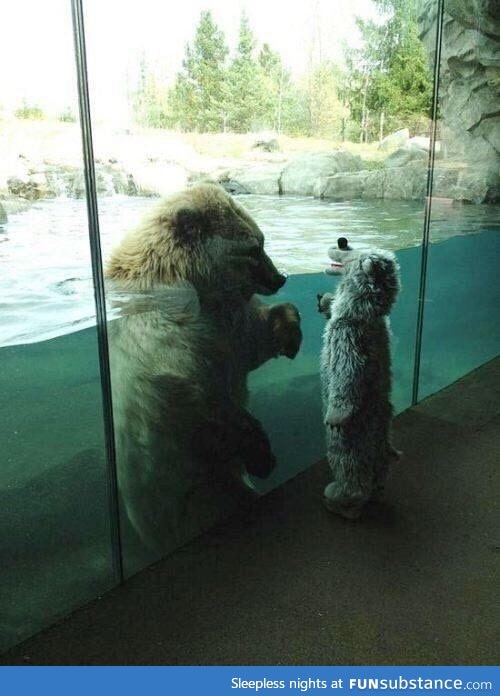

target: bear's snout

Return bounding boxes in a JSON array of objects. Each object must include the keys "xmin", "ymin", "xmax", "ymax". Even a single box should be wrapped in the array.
[{"xmin": 252, "ymin": 252, "xmax": 286, "ymax": 295}]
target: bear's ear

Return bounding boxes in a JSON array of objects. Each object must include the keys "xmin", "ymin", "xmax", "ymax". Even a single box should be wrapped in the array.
[{"xmin": 171, "ymin": 205, "xmax": 207, "ymax": 243}]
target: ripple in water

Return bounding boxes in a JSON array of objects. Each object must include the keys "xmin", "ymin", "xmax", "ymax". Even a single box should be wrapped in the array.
[{"xmin": 0, "ymin": 194, "xmax": 498, "ymax": 346}]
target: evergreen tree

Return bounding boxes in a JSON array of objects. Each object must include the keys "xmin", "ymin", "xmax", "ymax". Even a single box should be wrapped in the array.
[
  {"xmin": 307, "ymin": 61, "xmax": 348, "ymax": 138},
  {"xmin": 344, "ymin": 0, "xmax": 432, "ymax": 141},
  {"xmin": 227, "ymin": 13, "xmax": 266, "ymax": 132},
  {"xmin": 169, "ymin": 11, "xmax": 229, "ymax": 132},
  {"xmin": 258, "ymin": 43, "xmax": 292, "ymax": 134},
  {"xmin": 132, "ymin": 55, "xmax": 170, "ymax": 128}
]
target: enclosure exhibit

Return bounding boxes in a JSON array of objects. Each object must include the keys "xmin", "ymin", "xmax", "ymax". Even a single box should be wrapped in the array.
[{"xmin": 0, "ymin": 0, "xmax": 499, "ymax": 654}]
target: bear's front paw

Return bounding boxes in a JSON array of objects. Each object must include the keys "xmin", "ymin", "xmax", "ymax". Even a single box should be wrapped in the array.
[
  {"xmin": 325, "ymin": 405, "xmax": 353, "ymax": 427},
  {"xmin": 238, "ymin": 416, "xmax": 277, "ymax": 479},
  {"xmin": 268, "ymin": 303, "xmax": 302, "ymax": 359}
]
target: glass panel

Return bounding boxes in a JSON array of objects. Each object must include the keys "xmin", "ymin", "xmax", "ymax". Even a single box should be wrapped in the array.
[
  {"xmin": 0, "ymin": 0, "xmax": 116, "ymax": 650},
  {"xmin": 417, "ymin": 0, "xmax": 500, "ymax": 401},
  {"xmin": 80, "ymin": 0, "xmax": 436, "ymax": 574}
]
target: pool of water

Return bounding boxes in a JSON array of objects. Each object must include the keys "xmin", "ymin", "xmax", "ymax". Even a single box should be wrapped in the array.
[{"xmin": 1, "ymin": 194, "xmax": 498, "ymax": 347}]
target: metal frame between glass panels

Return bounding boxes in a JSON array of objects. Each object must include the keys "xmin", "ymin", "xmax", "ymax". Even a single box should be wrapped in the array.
[{"xmin": 71, "ymin": 0, "xmax": 123, "ymax": 583}]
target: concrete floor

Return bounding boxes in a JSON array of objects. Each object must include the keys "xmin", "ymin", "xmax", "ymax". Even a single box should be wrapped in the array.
[{"xmin": 1, "ymin": 359, "xmax": 499, "ymax": 665}]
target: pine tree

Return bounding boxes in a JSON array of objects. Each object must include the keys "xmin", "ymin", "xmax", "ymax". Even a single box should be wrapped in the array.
[
  {"xmin": 307, "ymin": 61, "xmax": 347, "ymax": 138},
  {"xmin": 343, "ymin": 0, "xmax": 432, "ymax": 141},
  {"xmin": 259, "ymin": 43, "xmax": 290, "ymax": 134},
  {"xmin": 169, "ymin": 11, "xmax": 229, "ymax": 132},
  {"xmin": 227, "ymin": 13, "xmax": 266, "ymax": 133},
  {"xmin": 132, "ymin": 55, "xmax": 170, "ymax": 128}
]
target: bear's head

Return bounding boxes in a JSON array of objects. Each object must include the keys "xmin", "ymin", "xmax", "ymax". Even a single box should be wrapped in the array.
[
  {"xmin": 326, "ymin": 238, "xmax": 400, "ymax": 318},
  {"xmin": 105, "ymin": 183, "xmax": 286, "ymax": 300}
]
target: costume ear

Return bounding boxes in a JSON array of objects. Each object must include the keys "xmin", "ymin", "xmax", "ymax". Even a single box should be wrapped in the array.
[
  {"xmin": 361, "ymin": 257, "xmax": 374, "ymax": 275},
  {"xmin": 171, "ymin": 205, "xmax": 206, "ymax": 242}
]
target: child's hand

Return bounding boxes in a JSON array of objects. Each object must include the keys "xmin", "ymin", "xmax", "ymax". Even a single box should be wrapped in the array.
[{"xmin": 317, "ymin": 292, "xmax": 334, "ymax": 318}]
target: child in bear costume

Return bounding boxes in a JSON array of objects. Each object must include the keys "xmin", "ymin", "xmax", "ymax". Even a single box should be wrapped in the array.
[{"xmin": 318, "ymin": 237, "xmax": 401, "ymax": 520}]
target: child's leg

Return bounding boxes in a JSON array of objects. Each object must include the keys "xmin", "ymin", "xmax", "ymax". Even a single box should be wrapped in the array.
[{"xmin": 323, "ymin": 431, "xmax": 371, "ymax": 519}]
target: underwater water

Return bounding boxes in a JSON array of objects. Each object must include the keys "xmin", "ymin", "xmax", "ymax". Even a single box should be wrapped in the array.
[{"xmin": 0, "ymin": 194, "xmax": 499, "ymax": 650}]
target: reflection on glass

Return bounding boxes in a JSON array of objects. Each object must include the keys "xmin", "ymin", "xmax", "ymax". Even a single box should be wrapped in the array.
[{"xmin": 0, "ymin": 0, "xmax": 115, "ymax": 651}]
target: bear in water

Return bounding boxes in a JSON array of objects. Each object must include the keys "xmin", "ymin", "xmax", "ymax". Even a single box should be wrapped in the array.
[{"xmin": 105, "ymin": 183, "xmax": 302, "ymax": 556}]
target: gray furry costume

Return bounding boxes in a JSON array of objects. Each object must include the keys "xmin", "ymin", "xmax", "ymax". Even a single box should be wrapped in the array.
[{"xmin": 318, "ymin": 238, "xmax": 400, "ymax": 519}]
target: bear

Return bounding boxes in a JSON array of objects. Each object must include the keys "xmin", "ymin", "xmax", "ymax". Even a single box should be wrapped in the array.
[
  {"xmin": 318, "ymin": 237, "xmax": 400, "ymax": 520},
  {"xmin": 105, "ymin": 183, "xmax": 302, "ymax": 559}
]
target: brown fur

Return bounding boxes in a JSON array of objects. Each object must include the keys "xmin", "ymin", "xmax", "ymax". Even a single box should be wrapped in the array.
[{"xmin": 105, "ymin": 184, "xmax": 302, "ymax": 560}]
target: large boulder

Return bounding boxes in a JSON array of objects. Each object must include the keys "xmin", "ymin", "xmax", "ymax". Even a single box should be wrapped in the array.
[
  {"xmin": 452, "ymin": 166, "xmax": 500, "ymax": 203},
  {"xmin": 219, "ymin": 163, "xmax": 284, "ymax": 195},
  {"xmin": 319, "ymin": 160, "xmax": 427, "ymax": 201},
  {"xmin": 6, "ymin": 162, "xmax": 141, "ymax": 200},
  {"xmin": 384, "ymin": 147, "xmax": 428, "ymax": 168},
  {"xmin": 378, "ymin": 128, "xmax": 410, "ymax": 152},
  {"xmin": 1, "ymin": 197, "xmax": 32, "ymax": 214},
  {"xmin": 252, "ymin": 137, "xmax": 280, "ymax": 153},
  {"xmin": 408, "ymin": 136, "xmax": 442, "ymax": 154},
  {"xmin": 384, "ymin": 161, "xmax": 427, "ymax": 200},
  {"xmin": 281, "ymin": 151, "xmax": 363, "ymax": 196},
  {"xmin": 319, "ymin": 171, "xmax": 370, "ymax": 201},
  {"xmin": 7, "ymin": 172, "xmax": 54, "ymax": 200},
  {"xmin": 418, "ymin": 0, "xmax": 499, "ymax": 202},
  {"xmin": 128, "ymin": 163, "xmax": 188, "ymax": 197}
]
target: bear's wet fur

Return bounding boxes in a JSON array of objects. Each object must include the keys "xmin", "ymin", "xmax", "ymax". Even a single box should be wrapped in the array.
[{"xmin": 105, "ymin": 183, "xmax": 301, "ymax": 554}]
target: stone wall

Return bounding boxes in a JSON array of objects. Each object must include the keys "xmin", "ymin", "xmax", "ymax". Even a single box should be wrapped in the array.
[{"xmin": 418, "ymin": 0, "xmax": 500, "ymax": 202}]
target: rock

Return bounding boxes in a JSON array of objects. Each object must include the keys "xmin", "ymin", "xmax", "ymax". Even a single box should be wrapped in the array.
[
  {"xmin": 1, "ymin": 197, "xmax": 32, "ymax": 214},
  {"xmin": 219, "ymin": 163, "xmax": 284, "ymax": 195},
  {"xmin": 0, "ymin": 202, "xmax": 7, "ymax": 224},
  {"xmin": 252, "ymin": 138, "xmax": 280, "ymax": 153},
  {"xmin": 409, "ymin": 136, "xmax": 442, "ymax": 154},
  {"xmin": 219, "ymin": 179, "xmax": 251, "ymax": 195},
  {"xmin": 384, "ymin": 147, "xmax": 428, "ymax": 168},
  {"xmin": 282, "ymin": 151, "xmax": 363, "ymax": 196},
  {"xmin": 432, "ymin": 165, "xmax": 462, "ymax": 199},
  {"xmin": 363, "ymin": 171, "xmax": 387, "ymax": 199},
  {"xmin": 384, "ymin": 161, "xmax": 427, "ymax": 200},
  {"xmin": 452, "ymin": 166, "xmax": 500, "ymax": 204},
  {"xmin": 319, "ymin": 171, "xmax": 369, "ymax": 200},
  {"xmin": 319, "ymin": 160, "xmax": 427, "ymax": 201},
  {"xmin": 378, "ymin": 128, "xmax": 410, "ymax": 152},
  {"xmin": 130, "ymin": 163, "xmax": 188, "ymax": 197},
  {"xmin": 7, "ymin": 175, "xmax": 50, "ymax": 200},
  {"xmin": 418, "ymin": 0, "xmax": 499, "ymax": 202}
]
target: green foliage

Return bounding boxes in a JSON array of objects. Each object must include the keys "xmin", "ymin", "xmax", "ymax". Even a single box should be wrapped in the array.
[
  {"xmin": 169, "ymin": 10, "xmax": 229, "ymax": 132},
  {"xmin": 132, "ymin": 56, "xmax": 170, "ymax": 128},
  {"xmin": 258, "ymin": 43, "xmax": 293, "ymax": 134},
  {"xmin": 15, "ymin": 102, "xmax": 45, "ymax": 120},
  {"xmin": 306, "ymin": 61, "xmax": 348, "ymax": 138},
  {"xmin": 344, "ymin": 0, "xmax": 432, "ymax": 141},
  {"xmin": 226, "ymin": 14, "xmax": 266, "ymax": 132},
  {"xmin": 132, "ymin": 2, "xmax": 431, "ymax": 142}
]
